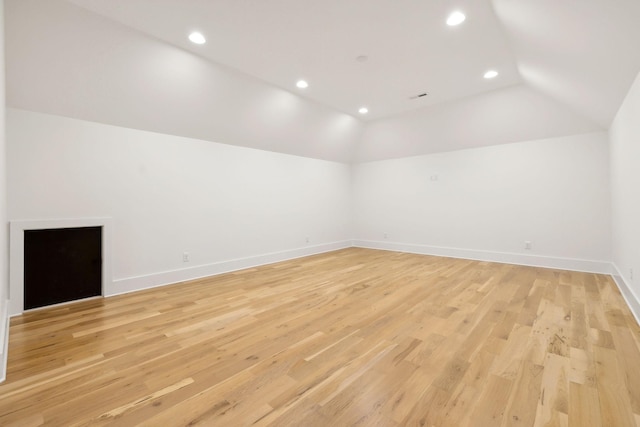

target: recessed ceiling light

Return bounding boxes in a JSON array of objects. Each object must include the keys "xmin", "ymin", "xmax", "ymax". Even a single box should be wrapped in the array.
[
  {"xmin": 296, "ymin": 80, "xmax": 309, "ymax": 89},
  {"xmin": 188, "ymin": 32, "xmax": 206, "ymax": 44},
  {"xmin": 358, "ymin": 107, "xmax": 369, "ymax": 115},
  {"xmin": 446, "ymin": 11, "xmax": 466, "ymax": 26},
  {"xmin": 484, "ymin": 70, "xmax": 499, "ymax": 79}
]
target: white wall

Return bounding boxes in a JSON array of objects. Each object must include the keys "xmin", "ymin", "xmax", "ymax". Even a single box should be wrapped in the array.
[
  {"xmin": 7, "ymin": 109, "xmax": 352, "ymax": 299},
  {"xmin": 352, "ymin": 132, "xmax": 611, "ymax": 272},
  {"xmin": 5, "ymin": 0, "xmax": 363, "ymax": 163},
  {"xmin": 610, "ymin": 70, "xmax": 640, "ymax": 316},
  {"xmin": 0, "ymin": 0, "xmax": 9, "ymax": 382}
]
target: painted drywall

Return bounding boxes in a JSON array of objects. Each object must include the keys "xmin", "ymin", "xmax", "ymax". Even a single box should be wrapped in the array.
[
  {"xmin": 0, "ymin": 0, "xmax": 9, "ymax": 382},
  {"xmin": 610, "ymin": 70, "xmax": 640, "ymax": 317},
  {"xmin": 7, "ymin": 109, "xmax": 352, "ymax": 301},
  {"xmin": 352, "ymin": 132, "xmax": 611, "ymax": 272},
  {"xmin": 5, "ymin": 0, "xmax": 363, "ymax": 163},
  {"xmin": 355, "ymin": 84, "xmax": 602, "ymax": 162}
]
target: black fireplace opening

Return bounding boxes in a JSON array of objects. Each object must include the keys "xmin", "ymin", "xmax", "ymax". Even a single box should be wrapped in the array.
[{"xmin": 24, "ymin": 226, "xmax": 102, "ymax": 310}]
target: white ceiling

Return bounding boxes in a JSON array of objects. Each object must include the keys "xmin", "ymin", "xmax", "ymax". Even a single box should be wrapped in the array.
[
  {"xmin": 6, "ymin": 0, "xmax": 640, "ymax": 162},
  {"xmin": 64, "ymin": 0, "xmax": 640, "ymax": 125},
  {"xmin": 66, "ymin": 0, "xmax": 523, "ymax": 121},
  {"xmin": 492, "ymin": 0, "xmax": 640, "ymax": 128}
]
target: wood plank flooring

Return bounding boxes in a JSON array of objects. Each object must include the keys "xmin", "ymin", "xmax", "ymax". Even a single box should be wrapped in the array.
[{"xmin": 1, "ymin": 247, "xmax": 640, "ymax": 426}]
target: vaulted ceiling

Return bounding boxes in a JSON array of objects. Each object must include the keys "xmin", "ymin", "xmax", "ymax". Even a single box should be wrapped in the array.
[
  {"xmin": 6, "ymin": 0, "xmax": 640, "ymax": 162},
  {"xmin": 64, "ymin": 0, "xmax": 640, "ymax": 126},
  {"xmin": 65, "ymin": 0, "xmax": 522, "ymax": 122}
]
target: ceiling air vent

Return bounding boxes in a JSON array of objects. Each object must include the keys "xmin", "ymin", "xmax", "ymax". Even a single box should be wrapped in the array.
[{"xmin": 409, "ymin": 92, "xmax": 428, "ymax": 100}]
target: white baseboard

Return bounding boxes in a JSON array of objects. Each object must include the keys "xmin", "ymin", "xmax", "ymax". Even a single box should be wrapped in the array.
[
  {"xmin": 108, "ymin": 240, "xmax": 352, "ymax": 297},
  {"xmin": 353, "ymin": 240, "xmax": 612, "ymax": 274},
  {"xmin": 0, "ymin": 298, "xmax": 8, "ymax": 383},
  {"xmin": 611, "ymin": 264, "xmax": 640, "ymax": 327}
]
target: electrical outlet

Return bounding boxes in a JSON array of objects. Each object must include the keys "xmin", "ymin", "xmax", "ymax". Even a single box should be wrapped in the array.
[
  {"xmin": 631, "ymin": 269, "xmax": 634, "ymax": 280},
  {"xmin": 305, "ymin": 236, "xmax": 310, "ymax": 243},
  {"xmin": 384, "ymin": 233, "xmax": 389, "ymax": 239},
  {"xmin": 524, "ymin": 241, "xmax": 532, "ymax": 250},
  {"xmin": 183, "ymin": 252, "xmax": 190, "ymax": 262},
  {"xmin": 430, "ymin": 174, "xmax": 439, "ymax": 181}
]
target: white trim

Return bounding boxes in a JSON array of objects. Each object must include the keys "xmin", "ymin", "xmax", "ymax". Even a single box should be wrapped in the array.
[
  {"xmin": 352, "ymin": 239, "xmax": 612, "ymax": 274},
  {"xmin": 21, "ymin": 296, "xmax": 103, "ymax": 315},
  {"xmin": 109, "ymin": 240, "xmax": 352, "ymax": 297},
  {"xmin": 9, "ymin": 218, "xmax": 113, "ymax": 316},
  {"xmin": 611, "ymin": 263, "xmax": 640, "ymax": 327},
  {"xmin": 0, "ymin": 299, "xmax": 8, "ymax": 383}
]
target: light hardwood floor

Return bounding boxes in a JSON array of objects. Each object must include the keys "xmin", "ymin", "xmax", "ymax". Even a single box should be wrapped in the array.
[{"xmin": 1, "ymin": 248, "xmax": 640, "ymax": 426}]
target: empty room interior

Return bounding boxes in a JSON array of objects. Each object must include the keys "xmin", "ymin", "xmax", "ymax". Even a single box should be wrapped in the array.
[{"xmin": 1, "ymin": 0, "xmax": 640, "ymax": 425}]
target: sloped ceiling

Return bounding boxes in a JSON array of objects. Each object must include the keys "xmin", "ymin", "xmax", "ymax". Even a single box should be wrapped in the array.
[
  {"xmin": 493, "ymin": 0, "xmax": 640, "ymax": 128},
  {"xmin": 64, "ymin": 0, "xmax": 640, "ymax": 127},
  {"xmin": 64, "ymin": 0, "xmax": 523, "ymax": 122},
  {"xmin": 356, "ymin": 84, "xmax": 602, "ymax": 162},
  {"xmin": 5, "ymin": 0, "xmax": 640, "ymax": 162},
  {"xmin": 5, "ymin": 0, "xmax": 365, "ymax": 163}
]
